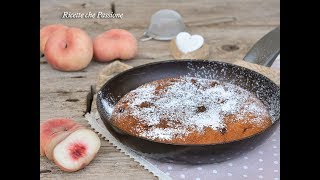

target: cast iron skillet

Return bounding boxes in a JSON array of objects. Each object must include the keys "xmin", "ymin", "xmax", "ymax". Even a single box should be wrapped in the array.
[
  {"xmin": 96, "ymin": 60, "xmax": 280, "ymax": 164},
  {"xmin": 96, "ymin": 27, "xmax": 280, "ymax": 164}
]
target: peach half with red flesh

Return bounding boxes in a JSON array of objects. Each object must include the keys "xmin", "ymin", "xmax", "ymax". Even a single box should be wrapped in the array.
[{"xmin": 40, "ymin": 118, "xmax": 100, "ymax": 172}]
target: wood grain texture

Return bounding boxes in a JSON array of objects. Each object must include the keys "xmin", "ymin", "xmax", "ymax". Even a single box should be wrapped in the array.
[
  {"xmin": 40, "ymin": 0, "xmax": 279, "ymax": 179},
  {"xmin": 234, "ymin": 60, "xmax": 280, "ymax": 85}
]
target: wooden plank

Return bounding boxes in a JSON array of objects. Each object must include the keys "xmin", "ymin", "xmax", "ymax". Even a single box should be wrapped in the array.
[
  {"xmin": 40, "ymin": 59, "xmax": 156, "ymax": 93},
  {"xmin": 41, "ymin": 146, "xmax": 156, "ymax": 180},
  {"xmin": 114, "ymin": 0, "xmax": 280, "ymax": 28},
  {"xmin": 40, "ymin": 91, "xmax": 88, "ymax": 122},
  {"xmin": 40, "ymin": 0, "xmax": 279, "ymax": 36},
  {"xmin": 41, "ymin": 26, "xmax": 278, "ymax": 93}
]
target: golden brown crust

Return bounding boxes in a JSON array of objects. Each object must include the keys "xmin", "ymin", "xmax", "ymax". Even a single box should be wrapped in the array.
[{"xmin": 111, "ymin": 77, "xmax": 272, "ymax": 144}]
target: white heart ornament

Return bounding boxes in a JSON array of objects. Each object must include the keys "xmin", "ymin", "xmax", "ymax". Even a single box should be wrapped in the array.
[{"xmin": 176, "ymin": 32, "xmax": 204, "ymax": 54}]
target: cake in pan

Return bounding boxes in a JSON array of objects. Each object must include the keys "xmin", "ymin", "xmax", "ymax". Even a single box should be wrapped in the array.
[{"xmin": 110, "ymin": 77, "xmax": 272, "ymax": 144}]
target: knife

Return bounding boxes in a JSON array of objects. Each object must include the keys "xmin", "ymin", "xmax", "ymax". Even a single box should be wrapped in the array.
[{"xmin": 243, "ymin": 26, "xmax": 280, "ymax": 67}]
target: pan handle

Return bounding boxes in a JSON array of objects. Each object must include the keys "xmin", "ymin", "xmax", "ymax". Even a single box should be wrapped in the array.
[{"xmin": 243, "ymin": 26, "xmax": 280, "ymax": 67}]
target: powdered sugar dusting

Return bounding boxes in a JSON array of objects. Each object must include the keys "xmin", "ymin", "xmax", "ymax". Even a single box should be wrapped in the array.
[
  {"xmin": 184, "ymin": 61, "xmax": 279, "ymax": 123},
  {"xmin": 113, "ymin": 77, "xmax": 270, "ymax": 141}
]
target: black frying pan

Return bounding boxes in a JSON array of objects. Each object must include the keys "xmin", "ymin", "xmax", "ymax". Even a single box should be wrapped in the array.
[{"xmin": 96, "ymin": 28, "xmax": 280, "ymax": 164}]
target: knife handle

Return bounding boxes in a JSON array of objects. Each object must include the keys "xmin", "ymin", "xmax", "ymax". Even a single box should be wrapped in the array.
[{"xmin": 243, "ymin": 26, "xmax": 280, "ymax": 67}]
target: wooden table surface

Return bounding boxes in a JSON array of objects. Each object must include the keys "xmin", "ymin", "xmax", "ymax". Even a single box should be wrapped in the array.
[{"xmin": 40, "ymin": 0, "xmax": 279, "ymax": 179}]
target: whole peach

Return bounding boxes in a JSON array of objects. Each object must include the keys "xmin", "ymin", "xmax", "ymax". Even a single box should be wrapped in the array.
[
  {"xmin": 40, "ymin": 24, "xmax": 67, "ymax": 53},
  {"xmin": 44, "ymin": 27, "xmax": 93, "ymax": 71},
  {"xmin": 93, "ymin": 29, "xmax": 138, "ymax": 62}
]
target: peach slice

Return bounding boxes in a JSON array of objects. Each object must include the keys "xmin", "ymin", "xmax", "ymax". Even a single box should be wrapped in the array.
[
  {"xmin": 53, "ymin": 129, "xmax": 101, "ymax": 172},
  {"xmin": 40, "ymin": 118, "xmax": 101, "ymax": 172},
  {"xmin": 44, "ymin": 27, "xmax": 93, "ymax": 71},
  {"xmin": 40, "ymin": 118, "xmax": 82, "ymax": 160},
  {"xmin": 40, "ymin": 24, "xmax": 67, "ymax": 53},
  {"xmin": 93, "ymin": 29, "xmax": 138, "ymax": 62}
]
